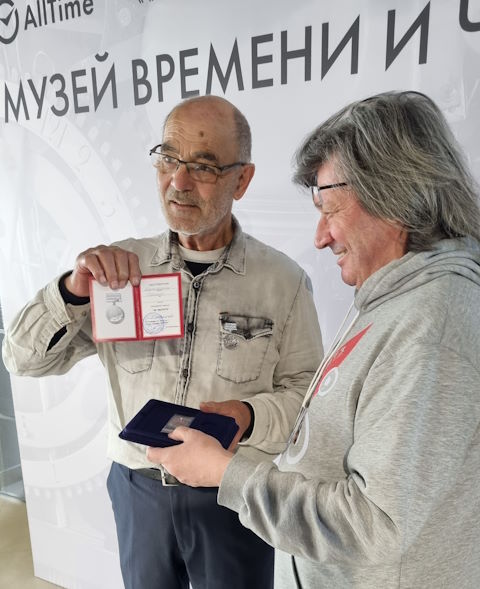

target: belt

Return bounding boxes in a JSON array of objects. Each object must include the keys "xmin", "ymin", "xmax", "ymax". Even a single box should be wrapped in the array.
[{"xmin": 135, "ymin": 467, "xmax": 181, "ymax": 486}]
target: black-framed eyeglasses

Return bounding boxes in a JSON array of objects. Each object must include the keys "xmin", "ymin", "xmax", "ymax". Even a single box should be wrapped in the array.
[
  {"xmin": 310, "ymin": 182, "xmax": 348, "ymax": 199},
  {"xmin": 149, "ymin": 144, "xmax": 247, "ymax": 184}
]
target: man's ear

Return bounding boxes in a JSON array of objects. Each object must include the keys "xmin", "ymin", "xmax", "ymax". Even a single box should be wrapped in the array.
[{"xmin": 233, "ymin": 164, "xmax": 255, "ymax": 202}]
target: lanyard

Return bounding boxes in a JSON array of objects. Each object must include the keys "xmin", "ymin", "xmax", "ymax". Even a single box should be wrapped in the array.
[{"xmin": 287, "ymin": 301, "xmax": 359, "ymax": 446}]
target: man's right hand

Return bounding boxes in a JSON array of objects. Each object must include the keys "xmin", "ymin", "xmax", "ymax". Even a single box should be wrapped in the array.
[{"xmin": 64, "ymin": 245, "xmax": 142, "ymax": 297}]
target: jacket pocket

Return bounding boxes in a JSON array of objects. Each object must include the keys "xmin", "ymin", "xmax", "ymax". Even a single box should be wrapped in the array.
[
  {"xmin": 113, "ymin": 340, "xmax": 155, "ymax": 374},
  {"xmin": 216, "ymin": 314, "xmax": 273, "ymax": 383}
]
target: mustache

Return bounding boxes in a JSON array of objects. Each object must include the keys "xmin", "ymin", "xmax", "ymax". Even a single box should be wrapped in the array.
[{"xmin": 166, "ymin": 190, "xmax": 198, "ymax": 206}]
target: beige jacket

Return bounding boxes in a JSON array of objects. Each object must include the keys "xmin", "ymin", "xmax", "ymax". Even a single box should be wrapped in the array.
[{"xmin": 3, "ymin": 221, "xmax": 323, "ymax": 469}]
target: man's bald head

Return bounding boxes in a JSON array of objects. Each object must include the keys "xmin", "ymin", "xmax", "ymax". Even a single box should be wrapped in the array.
[{"xmin": 163, "ymin": 95, "xmax": 252, "ymax": 162}]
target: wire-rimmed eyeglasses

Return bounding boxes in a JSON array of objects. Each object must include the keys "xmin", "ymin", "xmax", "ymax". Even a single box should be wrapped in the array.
[
  {"xmin": 149, "ymin": 144, "xmax": 247, "ymax": 184},
  {"xmin": 310, "ymin": 182, "xmax": 348, "ymax": 200}
]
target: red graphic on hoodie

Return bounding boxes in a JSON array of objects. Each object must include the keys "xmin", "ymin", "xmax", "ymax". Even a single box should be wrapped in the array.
[{"xmin": 314, "ymin": 324, "xmax": 372, "ymax": 397}]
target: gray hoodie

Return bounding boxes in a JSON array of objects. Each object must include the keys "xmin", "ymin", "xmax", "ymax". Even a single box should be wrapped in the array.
[{"xmin": 219, "ymin": 238, "xmax": 480, "ymax": 589}]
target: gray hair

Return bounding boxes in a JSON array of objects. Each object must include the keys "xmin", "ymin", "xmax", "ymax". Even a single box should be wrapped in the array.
[
  {"xmin": 163, "ymin": 95, "xmax": 252, "ymax": 162},
  {"xmin": 294, "ymin": 90, "xmax": 480, "ymax": 250}
]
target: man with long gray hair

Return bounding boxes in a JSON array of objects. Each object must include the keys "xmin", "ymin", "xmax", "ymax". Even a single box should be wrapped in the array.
[{"xmin": 147, "ymin": 91, "xmax": 480, "ymax": 588}]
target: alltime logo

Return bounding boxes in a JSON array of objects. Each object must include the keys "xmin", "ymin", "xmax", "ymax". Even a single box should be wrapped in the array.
[{"xmin": 0, "ymin": 0, "xmax": 94, "ymax": 44}]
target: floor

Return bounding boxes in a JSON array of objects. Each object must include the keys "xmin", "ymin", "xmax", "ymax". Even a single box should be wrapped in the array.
[{"xmin": 0, "ymin": 494, "xmax": 62, "ymax": 588}]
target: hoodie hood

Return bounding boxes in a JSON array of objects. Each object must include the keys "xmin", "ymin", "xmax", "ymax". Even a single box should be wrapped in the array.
[{"xmin": 355, "ymin": 237, "xmax": 480, "ymax": 313}]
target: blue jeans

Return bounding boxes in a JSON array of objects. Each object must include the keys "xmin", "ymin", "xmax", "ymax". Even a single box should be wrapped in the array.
[{"xmin": 107, "ymin": 462, "xmax": 274, "ymax": 589}]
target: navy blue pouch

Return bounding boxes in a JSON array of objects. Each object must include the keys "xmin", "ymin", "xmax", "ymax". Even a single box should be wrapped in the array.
[{"xmin": 119, "ymin": 399, "xmax": 239, "ymax": 449}]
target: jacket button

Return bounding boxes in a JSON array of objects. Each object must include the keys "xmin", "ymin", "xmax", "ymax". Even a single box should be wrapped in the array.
[
  {"xmin": 182, "ymin": 368, "xmax": 189, "ymax": 378},
  {"xmin": 187, "ymin": 322, "xmax": 194, "ymax": 333},
  {"xmin": 192, "ymin": 281, "xmax": 200, "ymax": 289}
]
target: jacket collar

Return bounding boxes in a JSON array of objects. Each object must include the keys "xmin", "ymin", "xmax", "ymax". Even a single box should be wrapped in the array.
[{"xmin": 149, "ymin": 216, "xmax": 246, "ymax": 276}]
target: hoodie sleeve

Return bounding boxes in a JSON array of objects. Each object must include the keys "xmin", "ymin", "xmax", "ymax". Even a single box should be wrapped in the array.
[{"xmin": 218, "ymin": 341, "xmax": 480, "ymax": 564}]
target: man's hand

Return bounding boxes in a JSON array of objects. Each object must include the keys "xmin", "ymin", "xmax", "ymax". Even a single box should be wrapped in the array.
[
  {"xmin": 146, "ymin": 427, "xmax": 233, "ymax": 487},
  {"xmin": 64, "ymin": 245, "xmax": 142, "ymax": 297},
  {"xmin": 200, "ymin": 400, "xmax": 252, "ymax": 450}
]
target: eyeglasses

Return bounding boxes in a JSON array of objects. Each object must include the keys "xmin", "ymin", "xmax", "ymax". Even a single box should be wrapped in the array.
[
  {"xmin": 310, "ymin": 182, "xmax": 348, "ymax": 199},
  {"xmin": 149, "ymin": 144, "xmax": 246, "ymax": 184}
]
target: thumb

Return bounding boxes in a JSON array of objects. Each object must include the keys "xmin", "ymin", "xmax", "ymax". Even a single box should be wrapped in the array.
[{"xmin": 168, "ymin": 425, "xmax": 189, "ymax": 442}]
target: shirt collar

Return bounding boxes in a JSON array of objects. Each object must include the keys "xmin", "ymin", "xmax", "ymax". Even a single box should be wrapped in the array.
[{"xmin": 149, "ymin": 216, "xmax": 246, "ymax": 275}]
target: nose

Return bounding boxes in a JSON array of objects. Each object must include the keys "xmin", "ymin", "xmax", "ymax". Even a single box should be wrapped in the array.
[
  {"xmin": 171, "ymin": 162, "xmax": 194, "ymax": 191},
  {"xmin": 314, "ymin": 214, "xmax": 332, "ymax": 249}
]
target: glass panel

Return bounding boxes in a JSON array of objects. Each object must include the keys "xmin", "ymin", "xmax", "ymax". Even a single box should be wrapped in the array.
[{"xmin": 0, "ymin": 303, "xmax": 25, "ymax": 500}]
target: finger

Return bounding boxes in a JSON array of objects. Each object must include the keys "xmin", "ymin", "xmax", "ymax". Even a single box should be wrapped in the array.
[
  {"xmin": 90, "ymin": 246, "xmax": 138, "ymax": 290},
  {"xmin": 168, "ymin": 426, "xmax": 190, "ymax": 442},
  {"xmin": 227, "ymin": 428, "xmax": 244, "ymax": 451},
  {"xmin": 201, "ymin": 401, "xmax": 250, "ymax": 429},
  {"xmin": 87, "ymin": 247, "xmax": 121, "ymax": 289},
  {"xmin": 127, "ymin": 251, "xmax": 141, "ymax": 286},
  {"xmin": 146, "ymin": 446, "xmax": 166, "ymax": 464},
  {"xmin": 199, "ymin": 401, "xmax": 220, "ymax": 414},
  {"xmin": 98, "ymin": 246, "xmax": 135, "ymax": 289},
  {"xmin": 76, "ymin": 248, "xmax": 109, "ymax": 285},
  {"xmin": 95, "ymin": 247, "xmax": 140, "ymax": 289},
  {"xmin": 111, "ymin": 248, "xmax": 131, "ymax": 289}
]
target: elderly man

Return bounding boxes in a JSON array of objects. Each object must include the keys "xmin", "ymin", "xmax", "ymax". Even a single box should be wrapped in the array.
[
  {"xmin": 2, "ymin": 95, "xmax": 323, "ymax": 589},
  {"xmin": 148, "ymin": 91, "xmax": 480, "ymax": 589}
]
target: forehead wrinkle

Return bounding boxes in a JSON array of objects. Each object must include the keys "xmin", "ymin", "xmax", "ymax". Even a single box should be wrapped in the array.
[
  {"xmin": 190, "ymin": 150, "xmax": 219, "ymax": 163},
  {"xmin": 160, "ymin": 142, "xmax": 219, "ymax": 164},
  {"xmin": 162, "ymin": 134, "xmax": 221, "ymax": 163},
  {"xmin": 163, "ymin": 110, "xmax": 231, "ymax": 164}
]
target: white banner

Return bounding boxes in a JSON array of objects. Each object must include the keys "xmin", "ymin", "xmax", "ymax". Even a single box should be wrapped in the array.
[{"xmin": 1, "ymin": 0, "xmax": 479, "ymax": 586}]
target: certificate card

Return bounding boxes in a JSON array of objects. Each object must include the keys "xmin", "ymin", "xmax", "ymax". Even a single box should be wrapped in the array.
[{"xmin": 89, "ymin": 273, "xmax": 184, "ymax": 342}]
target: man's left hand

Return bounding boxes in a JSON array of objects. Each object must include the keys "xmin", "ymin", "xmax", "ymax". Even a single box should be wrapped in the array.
[{"xmin": 200, "ymin": 400, "xmax": 251, "ymax": 450}]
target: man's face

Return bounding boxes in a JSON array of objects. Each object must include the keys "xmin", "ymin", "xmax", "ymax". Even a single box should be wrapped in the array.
[
  {"xmin": 313, "ymin": 159, "xmax": 407, "ymax": 288},
  {"xmin": 156, "ymin": 102, "xmax": 252, "ymax": 250}
]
